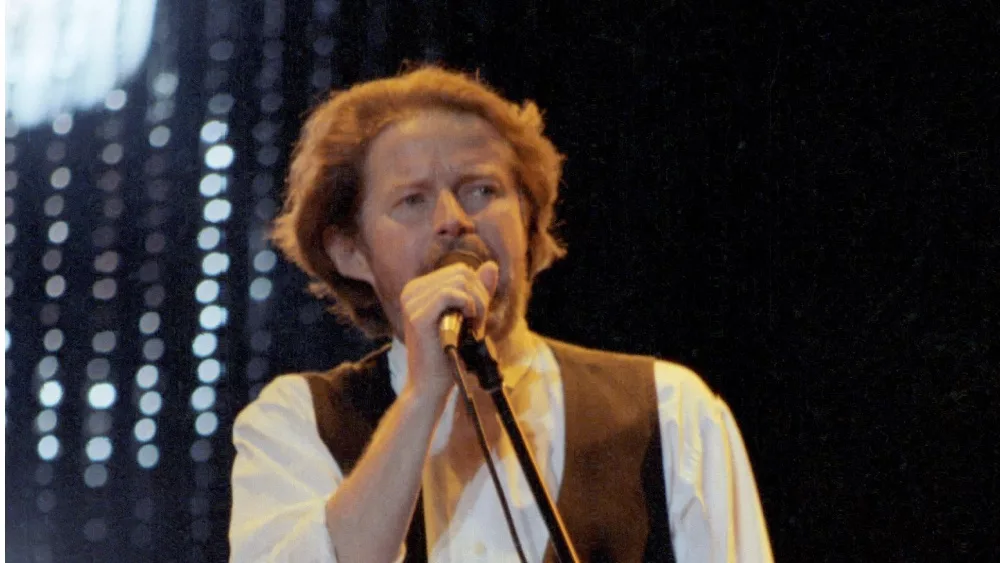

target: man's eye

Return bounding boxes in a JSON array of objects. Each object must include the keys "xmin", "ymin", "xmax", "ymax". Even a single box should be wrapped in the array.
[{"xmin": 400, "ymin": 193, "xmax": 425, "ymax": 206}]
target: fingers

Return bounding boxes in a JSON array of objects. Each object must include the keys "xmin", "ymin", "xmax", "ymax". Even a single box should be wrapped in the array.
[{"xmin": 400, "ymin": 262, "xmax": 496, "ymax": 337}]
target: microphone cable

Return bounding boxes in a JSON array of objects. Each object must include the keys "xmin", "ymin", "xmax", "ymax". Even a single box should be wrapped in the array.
[{"xmin": 444, "ymin": 344, "xmax": 529, "ymax": 563}]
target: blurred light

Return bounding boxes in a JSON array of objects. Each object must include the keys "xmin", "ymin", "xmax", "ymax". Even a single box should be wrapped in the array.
[
  {"xmin": 42, "ymin": 249, "xmax": 62, "ymax": 271},
  {"xmin": 88, "ymin": 383, "xmax": 117, "ymax": 409},
  {"xmin": 142, "ymin": 338, "xmax": 165, "ymax": 361},
  {"xmin": 199, "ymin": 305, "xmax": 226, "ymax": 330},
  {"xmin": 197, "ymin": 227, "xmax": 221, "ymax": 250},
  {"xmin": 87, "ymin": 358, "xmax": 111, "ymax": 380},
  {"xmin": 139, "ymin": 312, "xmax": 160, "ymax": 335},
  {"xmin": 203, "ymin": 199, "xmax": 232, "ymax": 223},
  {"xmin": 52, "ymin": 113, "xmax": 73, "ymax": 135},
  {"xmin": 207, "ymin": 93, "xmax": 234, "ymax": 114},
  {"xmin": 44, "ymin": 275, "xmax": 66, "ymax": 298},
  {"xmin": 6, "ymin": 224, "xmax": 16, "ymax": 245},
  {"xmin": 204, "ymin": 145, "xmax": 234, "ymax": 169},
  {"xmin": 195, "ymin": 412, "xmax": 218, "ymax": 436},
  {"xmin": 43, "ymin": 328, "xmax": 64, "ymax": 352},
  {"xmin": 94, "ymin": 250, "xmax": 120, "ymax": 273},
  {"xmin": 50, "ymin": 167, "xmax": 71, "ymax": 188},
  {"xmin": 37, "ymin": 435, "xmax": 60, "ymax": 460},
  {"xmin": 139, "ymin": 391, "xmax": 162, "ymax": 415},
  {"xmin": 137, "ymin": 444, "xmax": 159, "ymax": 468},
  {"xmin": 192, "ymin": 333, "xmax": 217, "ymax": 357},
  {"xmin": 36, "ymin": 410, "xmax": 58, "ymax": 433},
  {"xmin": 253, "ymin": 250, "xmax": 277, "ymax": 272},
  {"xmin": 105, "ymin": 89, "xmax": 127, "ymax": 111},
  {"xmin": 47, "ymin": 221, "xmax": 69, "ymax": 244},
  {"xmin": 153, "ymin": 72, "xmax": 178, "ymax": 96},
  {"xmin": 195, "ymin": 279, "xmax": 220, "ymax": 303},
  {"xmin": 101, "ymin": 143, "xmax": 124, "ymax": 165},
  {"xmin": 84, "ymin": 464, "xmax": 108, "ymax": 488},
  {"xmin": 92, "ymin": 278, "xmax": 118, "ymax": 300},
  {"xmin": 201, "ymin": 252, "xmax": 230, "ymax": 276},
  {"xmin": 136, "ymin": 365, "xmax": 158, "ymax": 389},
  {"xmin": 249, "ymin": 277, "xmax": 272, "ymax": 301},
  {"xmin": 190, "ymin": 439, "xmax": 212, "ymax": 462},
  {"xmin": 148, "ymin": 125, "xmax": 171, "ymax": 147},
  {"xmin": 92, "ymin": 330, "xmax": 117, "ymax": 353},
  {"xmin": 198, "ymin": 359, "xmax": 221, "ymax": 383},
  {"xmin": 5, "ymin": 2, "xmax": 157, "ymax": 128},
  {"xmin": 199, "ymin": 174, "xmax": 225, "ymax": 196},
  {"xmin": 190, "ymin": 386, "xmax": 216, "ymax": 411},
  {"xmin": 134, "ymin": 418, "xmax": 156, "ymax": 442},
  {"xmin": 86, "ymin": 437, "xmax": 113, "ymax": 462},
  {"xmin": 39, "ymin": 381, "xmax": 63, "ymax": 407},
  {"xmin": 37, "ymin": 356, "xmax": 59, "ymax": 379},
  {"xmin": 200, "ymin": 121, "xmax": 228, "ymax": 144}
]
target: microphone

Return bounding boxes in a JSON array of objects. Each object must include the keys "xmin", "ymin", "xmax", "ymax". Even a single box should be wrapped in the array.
[{"xmin": 436, "ymin": 248, "xmax": 485, "ymax": 351}]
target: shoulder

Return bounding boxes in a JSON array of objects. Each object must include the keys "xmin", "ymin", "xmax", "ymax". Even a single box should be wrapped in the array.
[
  {"xmin": 233, "ymin": 373, "xmax": 319, "ymax": 431},
  {"xmin": 541, "ymin": 336, "xmax": 659, "ymax": 370}
]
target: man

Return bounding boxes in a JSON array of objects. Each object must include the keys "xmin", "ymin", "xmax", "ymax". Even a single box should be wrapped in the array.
[{"xmin": 229, "ymin": 65, "xmax": 773, "ymax": 562}]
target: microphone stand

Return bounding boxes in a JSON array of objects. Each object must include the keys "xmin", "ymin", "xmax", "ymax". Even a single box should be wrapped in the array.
[{"xmin": 458, "ymin": 334, "xmax": 581, "ymax": 563}]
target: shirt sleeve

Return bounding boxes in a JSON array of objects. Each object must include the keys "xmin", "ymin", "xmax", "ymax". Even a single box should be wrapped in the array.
[
  {"xmin": 654, "ymin": 361, "xmax": 774, "ymax": 563},
  {"xmin": 229, "ymin": 375, "xmax": 343, "ymax": 562}
]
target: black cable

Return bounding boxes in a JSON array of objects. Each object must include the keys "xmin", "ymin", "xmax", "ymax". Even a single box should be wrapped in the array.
[{"xmin": 445, "ymin": 345, "xmax": 529, "ymax": 563}]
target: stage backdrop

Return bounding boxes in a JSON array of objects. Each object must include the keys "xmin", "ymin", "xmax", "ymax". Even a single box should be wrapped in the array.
[{"xmin": 5, "ymin": 0, "xmax": 997, "ymax": 561}]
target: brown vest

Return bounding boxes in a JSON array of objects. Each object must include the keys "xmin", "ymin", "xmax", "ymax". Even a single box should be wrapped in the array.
[{"xmin": 302, "ymin": 337, "xmax": 675, "ymax": 562}]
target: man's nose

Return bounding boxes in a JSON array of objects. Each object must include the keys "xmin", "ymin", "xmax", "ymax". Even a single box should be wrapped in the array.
[{"xmin": 433, "ymin": 190, "xmax": 474, "ymax": 237}]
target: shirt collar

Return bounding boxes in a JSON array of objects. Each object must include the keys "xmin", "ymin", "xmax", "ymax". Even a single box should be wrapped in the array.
[{"xmin": 387, "ymin": 318, "xmax": 540, "ymax": 397}]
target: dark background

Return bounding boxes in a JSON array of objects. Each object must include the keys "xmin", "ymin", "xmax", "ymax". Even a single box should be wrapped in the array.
[{"xmin": 6, "ymin": 0, "xmax": 998, "ymax": 561}]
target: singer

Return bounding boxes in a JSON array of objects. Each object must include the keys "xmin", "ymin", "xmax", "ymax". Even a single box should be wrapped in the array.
[{"xmin": 229, "ymin": 65, "xmax": 773, "ymax": 562}]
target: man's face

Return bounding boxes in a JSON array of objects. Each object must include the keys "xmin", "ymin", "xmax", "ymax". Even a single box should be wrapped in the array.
[{"xmin": 329, "ymin": 110, "xmax": 531, "ymax": 342}]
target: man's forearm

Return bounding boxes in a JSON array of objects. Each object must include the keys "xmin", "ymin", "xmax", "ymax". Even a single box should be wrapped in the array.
[{"xmin": 324, "ymin": 386, "xmax": 448, "ymax": 562}]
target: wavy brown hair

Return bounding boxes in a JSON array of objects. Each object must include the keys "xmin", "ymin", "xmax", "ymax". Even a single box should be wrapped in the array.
[{"xmin": 271, "ymin": 64, "xmax": 566, "ymax": 338}]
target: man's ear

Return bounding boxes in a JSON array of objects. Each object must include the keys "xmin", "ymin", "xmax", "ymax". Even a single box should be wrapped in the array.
[{"xmin": 323, "ymin": 225, "xmax": 374, "ymax": 285}]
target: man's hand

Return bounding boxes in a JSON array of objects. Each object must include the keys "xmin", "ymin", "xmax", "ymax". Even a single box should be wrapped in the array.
[{"xmin": 398, "ymin": 260, "xmax": 499, "ymax": 399}]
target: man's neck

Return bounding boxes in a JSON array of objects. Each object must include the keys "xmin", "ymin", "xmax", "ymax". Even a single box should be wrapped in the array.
[{"xmin": 488, "ymin": 316, "xmax": 533, "ymax": 371}]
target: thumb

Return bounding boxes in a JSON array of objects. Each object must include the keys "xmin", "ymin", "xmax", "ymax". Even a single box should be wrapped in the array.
[{"xmin": 478, "ymin": 261, "xmax": 499, "ymax": 298}]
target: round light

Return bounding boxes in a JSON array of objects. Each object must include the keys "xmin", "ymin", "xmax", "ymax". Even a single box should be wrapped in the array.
[
  {"xmin": 198, "ymin": 359, "xmax": 221, "ymax": 384},
  {"xmin": 253, "ymin": 250, "xmax": 277, "ymax": 273},
  {"xmin": 195, "ymin": 412, "xmax": 218, "ymax": 436},
  {"xmin": 137, "ymin": 444, "xmax": 159, "ymax": 468},
  {"xmin": 136, "ymin": 365, "xmax": 158, "ymax": 389},
  {"xmin": 190, "ymin": 386, "xmax": 216, "ymax": 411},
  {"xmin": 37, "ymin": 356, "xmax": 59, "ymax": 379},
  {"xmin": 195, "ymin": 279, "xmax": 220, "ymax": 303},
  {"xmin": 101, "ymin": 143, "xmax": 124, "ymax": 165},
  {"xmin": 142, "ymin": 338, "xmax": 164, "ymax": 361},
  {"xmin": 36, "ymin": 410, "xmax": 58, "ymax": 433},
  {"xmin": 92, "ymin": 278, "xmax": 118, "ymax": 300},
  {"xmin": 199, "ymin": 305, "xmax": 226, "ymax": 330},
  {"xmin": 134, "ymin": 418, "xmax": 157, "ymax": 442},
  {"xmin": 249, "ymin": 277, "xmax": 272, "ymax": 301},
  {"xmin": 139, "ymin": 391, "xmax": 162, "ymax": 416},
  {"xmin": 192, "ymin": 333, "xmax": 217, "ymax": 358},
  {"xmin": 105, "ymin": 89, "xmax": 127, "ymax": 110},
  {"xmin": 84, "ymin": 464, "xmax": 108, "ymax": 488},
  {"xmin": 197, "ymin": 227, "xmax": 221, "ymax": 250},
  {"xmin": 86, "ymin": 437, "xmax": 113, "ymax": 462},
  {"xmin": 50, "ymin": 168, "xmax": 71, "ymax": 189},
  {"xmin": 139, "ymin": 312, "xmax": 161, "ymax": 335},
  {"xmin": 153, "ymin": 72, "xmax": 178, "ymax": 96},
  {"xmin": 199, "ymin": 174, "xmax": 225, "ymax": 196},
  {"xmin": 92, "ymin": 331, "xmax": 116, "ymax": 353},
  {"xmin": 88, "ymin": 383, "xmax": 117, "ymax": 409},
  {"xmin": 149, "ymin": 126, "xmax": 171, "ymax": 148},
  {"xmin": 43, "ymin": 328, "xmax": 64, "ymax": 352},
  {"xmin": 200, "ymin": 121, "xmax": 228, "ymax": 144},
  {"xmin": 39, "ymin": 381, "xmax": 63, "ymax": 407},
  {"xmin": 201, "ymin": 253, "xmax": 230, "ymax": 276},
  {"xmin": 203, "ymin": 199, "xmax": 232, "ymax": 223},
  {"xmin": 204, "ymin": 145, "xmax": 234, "ymax": 169},
  {"xmin": 53, "ymin": 113, "xmax": 73, "ymax": 135},
  {"xmin": 44, "ymin": 275, "xmax": 66, "ymax": 298},
  {"xmin": 37, "ymin": 435, "xmax": 60, "ymax": 460},
  {"xmin": 47, "ymin": 221, "xmax": 69, "ymax": 244}
]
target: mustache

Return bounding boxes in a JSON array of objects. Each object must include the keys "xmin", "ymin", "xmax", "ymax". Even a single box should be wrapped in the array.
[{"xmin": 424, "ymin": 236, "xmax": 495, "ymax": 274}]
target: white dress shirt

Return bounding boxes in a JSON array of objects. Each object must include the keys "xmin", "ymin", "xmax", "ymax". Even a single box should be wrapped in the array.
[{"xmin": 230, "ymin": 330, "xmax": 773, "ymax": 562}]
